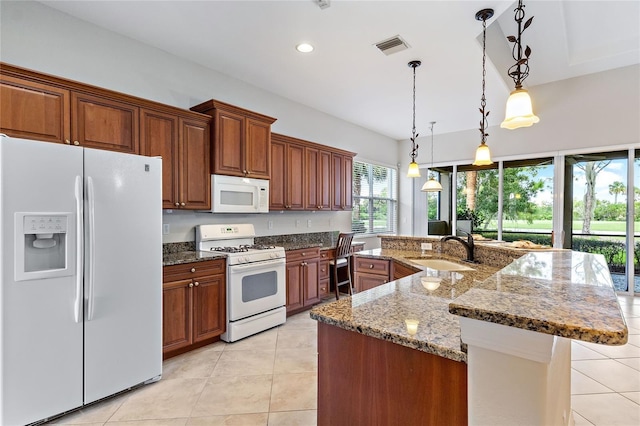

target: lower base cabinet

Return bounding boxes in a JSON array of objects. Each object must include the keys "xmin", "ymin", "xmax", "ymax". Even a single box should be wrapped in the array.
[
  {"xmin": 162, "ymin": 259, "xmax": 226, "ymax": 359},
  {"xmin": 354, "ymin": 257, "xmax": 391, "ymax": 292},
  {"xmin": 285, "ymin": 247, "xmax": 320, "ymax": 315}
]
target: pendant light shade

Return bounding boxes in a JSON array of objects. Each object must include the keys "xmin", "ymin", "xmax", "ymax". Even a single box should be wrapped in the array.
[
  {"xmin": 406, "ymin": 60, "xmax": 422, "ymax": 178},
  {"xmin": 501, "ymin": 0, "xmax": 539, "ymax": 130},
  {"xmin": 473, "ymin": 142, "xmax": 492, "ymax": 166},
  {"xmin": 407, "ymin": 161, "xmax": 420, "ymax": 178},
  {"xmin": 421, "ymin": 121, "xmax": 442, "ymax": 192},
  {"xmin": 500, "ymin": 88, "xmax": 539, "ymax": 129}
]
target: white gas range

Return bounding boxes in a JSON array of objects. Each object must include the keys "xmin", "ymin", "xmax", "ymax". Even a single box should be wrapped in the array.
[{"xmin": 196, "ymin": 224, "xmax": 286, "ymax": 342}]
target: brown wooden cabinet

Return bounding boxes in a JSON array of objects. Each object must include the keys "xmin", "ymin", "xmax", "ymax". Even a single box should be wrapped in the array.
[
  {"xmin": 354, "ymin": 256, "xmax": 391, "ymax": 292},
  {"xmin": 0, "ymin": 73, "xmax": 70, "ymax": 143},
  {"xmin": 190, "ymin": 99, "xmax": 276, "ymax": 179},
  {"xmin": 270, "ymin": 134, "xmax": 305, "ymax": 210},
  {"xmin": 140, "ymin": 109, "xmax": 211, "ymax": 209},
  {"xmin": 162, "ymin": 259, "xmax": 226, "ymax": 359},
  {"xmin": 332, "ymin": 153, "xmax": 354, "ymax": 211},
  {"xmin": 285, "ymin": 247, "xmax": 320, "ymax": 315},
  {"xmin": 71, "ymin": 92, "xmax": 139, "ymax": 153},
  {"xmin": 392, "ymin": 260, "xmax": 420, "ymax": 280},
  {"xmin": 319, "ymin": 249, "xmax": 333, "ymax": 298},
  {"xmin": 306, "ymin": 147, "xmax": 332, "ymax": 210}
]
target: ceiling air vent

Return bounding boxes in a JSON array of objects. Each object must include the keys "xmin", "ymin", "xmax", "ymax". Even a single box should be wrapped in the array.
[{"xmin": 375, "ymin": 35, "xmax": 410, "ymax": 56}]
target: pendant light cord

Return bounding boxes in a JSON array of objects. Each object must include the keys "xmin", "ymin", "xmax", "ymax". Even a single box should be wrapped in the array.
[{"xmin": 479, "ymin": 11, "xmax": 490, "ymax": 146}]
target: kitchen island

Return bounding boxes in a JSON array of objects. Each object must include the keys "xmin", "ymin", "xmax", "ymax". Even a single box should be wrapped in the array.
[{"xmin": 310, "ymin": 244, "xmax": 628, "ymax": 426}]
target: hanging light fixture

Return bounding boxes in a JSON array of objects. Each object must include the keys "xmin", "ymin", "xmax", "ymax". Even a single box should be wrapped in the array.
[
  {"xmin": 407, "ymin": 60, "xmax": 422, "ymax": 178},
  {"xmin": 500, "ymin": 0, "xmax": 539, "ymax": 129},
  {"xmin": 421, "ymin": 121, "xmax": 442, "ymax": 192},
  {"xmin": 473, "ymin": 8, "xmax": 494, "ymax": 166}
]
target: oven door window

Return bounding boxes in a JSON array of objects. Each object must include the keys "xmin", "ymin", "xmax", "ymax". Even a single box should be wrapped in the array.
[{"xmin": 242, "ymin": 271, "xmax": 278, "ymax": 302}]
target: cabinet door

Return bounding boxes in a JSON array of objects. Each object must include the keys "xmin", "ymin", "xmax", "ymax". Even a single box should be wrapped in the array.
[
  {"xmin": 140, "ymin": 109, "xmax": 179, "ymax": 208},
  {"xmin": 214, "ymin": 109, "xmax": 244, "ymax": 176},
  {"xmin": 180, "ymin": 117, "xmax": 211, "ymax": 209},
  {"xmin": 71, "ymin": 92, "xmax": 139, "ymax": 153},
  {"xmin": 318, "ymin": 150, "xmax": 332, "ymax": 210},
  {"xmin": 245, "ymin": 118, "xmax": 271, "ymax": 179},
  {"xmin": 269, "ymin": 139, "xmax": 287, "ymax": 210},
  {"xmin": 192, "ymin": 274, "xmax": 226, "ymax": 342},
  {"xmin": 305, "ymin": 147, "xmax": 319, "ymax": 210},
  {"xmin": 286, "ymin": 263, "xmax": 304, "ymax": 314},
  {"xmin": 162, "ymin": 279, "xmax": 193, "ymax": 353},
  {"xmin": 355, "ymin": 273, "xmax": 388, "ymax": 293},
  {"xmin": 332, "ymin": 153, "xmax": 343, "ymax": 210},
  {"xmin": 304, "ymin": 259, "xmax": 320, "ymax": 306},
  {"xmin": 0, "ymin": 75, "xmax": 71, "ymax": 143},
  {"xmin": 342, "ymin": 155, "xmax": 353, "ymax": 210},
  {"xmin": 287, "ymin": 143, "xmax": 305, "ymax": 210}
]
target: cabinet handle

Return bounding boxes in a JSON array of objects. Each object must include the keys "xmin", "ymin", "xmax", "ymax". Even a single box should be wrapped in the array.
[
  {"xmin": 188, "ymin": 282, "xmax": 194, "ymax": 288},
  {"xmin": 194, "ymin": 281, "xmax": 199, "ymax": 287},
  {"xmin": 175, "ymin": 202, "xmax": 179, "ymax": 207},
  {"xmin": 73, "ymin": 141, "xmax": 80, "ymax": 146},
  {"xmin": 180, "ymin": 202, "xmax": 185, "ymax": 206},
  {"xmin": 64, "ymin": 139, "xmax": 71, "ymax": 145}
]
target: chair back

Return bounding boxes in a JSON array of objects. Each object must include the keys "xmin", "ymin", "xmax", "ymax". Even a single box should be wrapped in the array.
[{"xmin": 335, "ymin": 232, "xmax": 355, "ymax": 260}]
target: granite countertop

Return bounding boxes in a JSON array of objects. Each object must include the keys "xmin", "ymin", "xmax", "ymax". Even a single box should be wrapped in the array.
[
  {"xmin": 311, "ymin": 248, "xmax": 628, "ymax": 363},
  {"xmin": 311, "ymin": 249, "xmax": 501, "ymax": 362},
  {"xmin": 163, "ymin": 250, "xmax": 226, "ymax": 266},
  {"xmin": 449, "ymin": 250, "xmax": 628, "ymax": 345}
]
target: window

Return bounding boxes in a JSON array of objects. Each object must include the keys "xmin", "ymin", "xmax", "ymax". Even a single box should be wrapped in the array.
[{"xmin": 352, "ymin": 161, "xmax": 397, "ymax": 235}]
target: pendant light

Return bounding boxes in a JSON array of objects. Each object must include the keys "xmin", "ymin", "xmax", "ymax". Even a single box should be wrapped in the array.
[
  {"xmin": 421, "ymin": 121, "xmax": 442, "ymax": 192},
  {"xmin": 500, "ymin": 0, "xmax": 539, "ymax": 129},
  {"xmin": 407, "ymin": 60, "xmax": 422, "ymax": 178},
  {"xmin": 472, "ymin": 8, "xmax": 494, "ymax": 166}
]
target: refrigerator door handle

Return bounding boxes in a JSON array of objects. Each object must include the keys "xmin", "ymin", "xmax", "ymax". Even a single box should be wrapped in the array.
[
  {"xmin": 74, "ymin": 175, "xmax": 83, "ymax": 323},
  {"xmin": 87, "ymin": 176, "xmax": 96, "ymax": 321}
]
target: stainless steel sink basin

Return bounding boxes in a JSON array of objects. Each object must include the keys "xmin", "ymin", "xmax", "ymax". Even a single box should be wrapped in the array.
[{"xmin": 409, "ymin": 258, "xmax": 475, "ymax": 272}]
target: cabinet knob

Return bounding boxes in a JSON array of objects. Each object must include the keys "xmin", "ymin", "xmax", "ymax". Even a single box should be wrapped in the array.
[
  {"xmin": 188, "ymin": 282, "xmax": 194, "ymax": 288},
  {"xmin": 73, "ymin": 141, "xmax": 80, "ymax": 146},
  {"xmin": 64, "ymin": 139, "xmax": 71, "ymax": 145},
  {"xmin": 369, "ymin": 264, "xmax": 374, "ymax": 269},
  {"xmin": 243, "ymin": 170, "xmax": 247, "ymax": 174},
  {"xmin": 191, "ymin": 267, "xmax": 196, "ymax": 273},
  {"xmin": 180, "ymin": 202, "xmax": 185, "ymax": 206},
  {"xmin": 194, "ymin": 281, "xmax": 199, "ymax": 287},
  {"xmin": 175, "ymin": 202, "xmax": 180, "ymax": 206},
  {"xmin": 302, "ymin": 252, "xmax": 306, "ymax": 256}
]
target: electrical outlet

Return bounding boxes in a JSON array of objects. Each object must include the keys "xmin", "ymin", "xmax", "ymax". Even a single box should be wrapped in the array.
[
  {"xmin": 163, "ymin": 224, "xmax": 170, "ymax": 235},
  {"xmin": 307, "ymin": 219, "xmax": 312, "ymax": 228},
  {"xmin": 421, "ymin": 242, "xmax": 432, "ymax": 251},
  {"xmin": 268, "ymin": 220, "xmax": 273, "ymax": 230}
]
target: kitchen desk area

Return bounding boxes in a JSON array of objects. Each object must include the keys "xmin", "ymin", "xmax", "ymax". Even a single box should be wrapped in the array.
[{"xmin": 310, "ymin": 236, "xmax": 628, "ymax": 426}]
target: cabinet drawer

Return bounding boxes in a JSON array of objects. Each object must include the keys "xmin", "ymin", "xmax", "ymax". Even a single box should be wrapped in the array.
[
  {"xmin": 320, "ymin": 249, "xmax": 334, "ymax": 261},
  {"xmin": 319, "ymin": 278, "xmax": 330, "ymax": 297},
  {"xmin": 286, "ymin": 247, "xmax": 321, "ymax": 263},
  {"xmin": 163, "ymin": 258, "xmax": 226, "ymax": 282},
  {"xmin": 319, "ymin": 260, "xmax": 330, "ymax": 280},
  {"xmin": 354, "ymin": 257, "xmax": 390, "ymax": 276}
]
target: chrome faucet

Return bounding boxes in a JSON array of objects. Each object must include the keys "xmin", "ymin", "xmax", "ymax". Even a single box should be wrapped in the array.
[{"xmin": 441, "ymin": 231, "xmax": 475, "ymax": 262}]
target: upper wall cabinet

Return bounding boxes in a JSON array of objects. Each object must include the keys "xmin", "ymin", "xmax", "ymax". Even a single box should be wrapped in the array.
[
  {"xmin": 1, "ymin": 62, "xmax": 212, "ymax": 210},
  {"xmin": 191, "ymin": 99, "xmax": 277, "ymax": 180},
  {"xmin": 270, "ymin": 132, "xmax": 355, "ymax": 212}
]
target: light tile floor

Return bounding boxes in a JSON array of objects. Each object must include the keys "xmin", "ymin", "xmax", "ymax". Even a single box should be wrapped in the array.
[{"xmin": 49, "ymin": 295, "xmax": 640, "ymax": 426}]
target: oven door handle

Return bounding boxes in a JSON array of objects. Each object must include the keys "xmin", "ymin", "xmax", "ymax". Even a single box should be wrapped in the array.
[{"xmin": 229, "ymin": 258, "xmax": 285, "ymax": 273}]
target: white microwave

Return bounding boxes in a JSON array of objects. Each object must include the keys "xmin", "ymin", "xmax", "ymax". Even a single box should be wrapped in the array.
[{"xmin": 208, "ymin": 174, "xmax": 269, "ymax": 213}]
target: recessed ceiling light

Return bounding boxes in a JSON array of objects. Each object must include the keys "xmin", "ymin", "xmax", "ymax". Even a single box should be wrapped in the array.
[{"xmin": 296, "ymin": 43, "xmax": 314, "ymax": 53}]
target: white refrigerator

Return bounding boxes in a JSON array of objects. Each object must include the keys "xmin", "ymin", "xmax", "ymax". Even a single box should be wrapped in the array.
[{"xmin": 0, "ymin": 136, "xmax": 162, "ymax": 425}]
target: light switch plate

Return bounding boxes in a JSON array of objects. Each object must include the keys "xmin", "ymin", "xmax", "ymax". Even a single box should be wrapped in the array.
[{"xmin": 421, "ymin": 242, "xmax": 432, "ymax": 251}]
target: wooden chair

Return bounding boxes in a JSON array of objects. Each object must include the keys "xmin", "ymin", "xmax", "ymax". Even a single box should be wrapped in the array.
[{"xmin": 330, "ymin": 232, "xmax": 355, "ymax": 300}]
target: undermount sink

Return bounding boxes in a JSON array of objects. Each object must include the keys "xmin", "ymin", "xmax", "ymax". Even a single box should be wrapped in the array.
[{"xmin": 409, "ymin": 258, "xmax": 475, "ymax": 272}]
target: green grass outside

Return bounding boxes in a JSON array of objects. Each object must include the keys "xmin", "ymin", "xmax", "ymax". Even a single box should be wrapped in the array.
[{"xmin": 486, "ymin": 220, "xmax": 640, "ymax": 233}]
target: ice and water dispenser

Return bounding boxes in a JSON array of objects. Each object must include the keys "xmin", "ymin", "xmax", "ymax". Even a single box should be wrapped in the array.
[{"xmin": 15, "ymin": 213, "xmax": 72, "ymax": 281}]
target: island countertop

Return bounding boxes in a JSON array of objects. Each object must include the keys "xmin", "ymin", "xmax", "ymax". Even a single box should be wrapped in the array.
[{"xmin": 310, "ymin": 248, "xmax": 628, "ymax": 363}]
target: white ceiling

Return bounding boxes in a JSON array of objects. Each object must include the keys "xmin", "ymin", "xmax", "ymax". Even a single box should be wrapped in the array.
[{"xmin": 39, "ymin": 0, "xmax": 640, "ymax": 140}]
